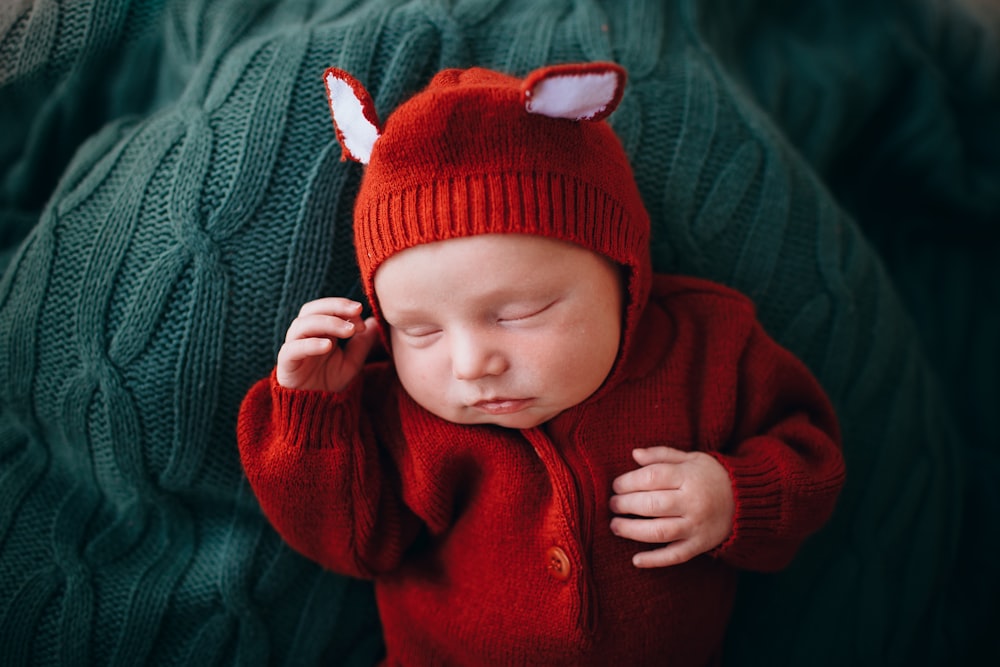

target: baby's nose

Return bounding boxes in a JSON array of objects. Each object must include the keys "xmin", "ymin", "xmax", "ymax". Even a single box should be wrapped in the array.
[{"xmin": 451, "ymin": 333, "xmax": 507, "ymax": 380}]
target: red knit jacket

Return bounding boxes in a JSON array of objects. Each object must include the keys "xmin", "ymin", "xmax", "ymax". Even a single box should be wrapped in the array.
[{"xmin": 237, "ymin": 275, "xmax": 845, "ymax": 666}]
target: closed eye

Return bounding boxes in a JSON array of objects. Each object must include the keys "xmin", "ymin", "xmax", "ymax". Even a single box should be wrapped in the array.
[
  {"xmin": 497, "ymin": 299, "xmax": 559, "ymax": 324},
  {"xmin": 392, "ymin": 325, "xmax": 442, "ymax": 349},
  {"xmin": 399, "ymin": 326, "xmax": 441, "ymax": 338}
]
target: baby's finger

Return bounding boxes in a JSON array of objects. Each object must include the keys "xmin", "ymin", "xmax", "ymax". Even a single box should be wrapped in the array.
[
  {"xmin": 339, "ymin": 319, "xmax": 380, "ymax": 373},
  {"xmin": 297, "ymin": 297, "xmax": 365, "ymax": 318},
  {"xmin": 630, "ymin": 541, "xmax": 701, "ymax": 568},
  {"xmin": 277, "ymin": 337, "xmax": 334, "ymax": 366},
  {"xmin": 631, "ymin": 446, "xmax": 691, "ymax": 465},
  {"xmin": 609, "ymin": 490, "xmax": 680, "ymax": 518},
  {"xmin": 610, "ymin": 515, "xmax": 686, "ymax": 545},
  {"xmin": 611, "ymin": 462, "xmax": 682, "ymax": 494},
  {"xmin": 285, "ymin": 313, "xmax": 357, "ymax": 343},
  {"xmin": 276, "ymin": 337, "xmax": 339, "ymax": 390}
]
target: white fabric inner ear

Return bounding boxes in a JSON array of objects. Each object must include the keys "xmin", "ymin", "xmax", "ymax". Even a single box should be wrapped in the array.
[
  {"xmin": 526, "ymin": 71, "xmax": 619, "ymax": 120},
  {"xmin": 326, "ymin": 73, "xmax": 379, "ymax": 163}
]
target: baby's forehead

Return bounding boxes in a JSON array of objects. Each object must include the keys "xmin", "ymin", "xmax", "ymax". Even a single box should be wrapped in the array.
[
  {"xmin": 374, "ymin": 233, "xmax": 614, "ymax": 294},
  {"xmin": 373, "ymin": 233, "xmax": 611, "ymax": 279}
]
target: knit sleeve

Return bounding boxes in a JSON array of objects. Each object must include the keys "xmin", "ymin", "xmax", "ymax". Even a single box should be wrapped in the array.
[
  {"xmin": 708, "ymin": 321, "xmax": 846, "ymax": 572},
  {"xmin": 236, "ymin": 371, "xmax": 421, "ymax": 578}
]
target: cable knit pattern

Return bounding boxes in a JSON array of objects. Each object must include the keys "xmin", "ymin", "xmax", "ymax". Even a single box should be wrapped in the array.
[{"xmin": 1, "ymin": 0, "xmax": 998, "ymax": 665}]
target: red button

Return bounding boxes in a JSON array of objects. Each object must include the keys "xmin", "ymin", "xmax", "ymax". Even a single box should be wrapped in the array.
[{"xmin": 546, "ymin": 546, "xmax": 571, "ymax": 580}]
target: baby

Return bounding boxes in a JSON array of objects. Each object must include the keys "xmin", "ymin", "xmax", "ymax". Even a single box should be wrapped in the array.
[{"xmin": 238, "ymin": 62, "xmax": 845, "ymax": 665}]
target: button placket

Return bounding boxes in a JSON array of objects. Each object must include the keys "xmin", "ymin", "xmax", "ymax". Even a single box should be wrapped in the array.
[{"xmin": 523, "ymin": 426, "xmax": 596, "ymax": 635}]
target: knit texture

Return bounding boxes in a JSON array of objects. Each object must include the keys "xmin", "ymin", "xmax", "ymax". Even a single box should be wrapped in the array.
[
  {"xmin": 1, "ymin": 0, "xmax": 999, "ymax": 665},
  {"xmin": 344, "ymin": 63, "xmax": 652, "ymax": 356},
  {"xmin": 348, "ymin": 64, "xmax": 648, "ymax": 302},
  {"xmin": 237, "ymin": 274, "xmax": 845, "ymax": 665}
]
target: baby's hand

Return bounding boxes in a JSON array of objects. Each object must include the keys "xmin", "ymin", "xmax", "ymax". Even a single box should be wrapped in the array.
[
  {"xmin": 609, "ymin": 447, "xmax": 735, "ymax": 568},
  {"xmin": 276, "ymin": 298, "xmax": 378, "ymax": 392}
]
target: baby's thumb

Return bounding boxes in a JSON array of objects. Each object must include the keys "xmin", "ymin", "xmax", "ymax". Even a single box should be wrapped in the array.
[{"xmin": 341, "ymin": 318, "xmax": 379, "ymax": 372}]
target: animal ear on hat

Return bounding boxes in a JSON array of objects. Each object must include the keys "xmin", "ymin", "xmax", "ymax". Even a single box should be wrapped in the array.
[
  {"xmin": 323, "ymin": 67, "xmax": 382, "ymax": 164},
  {"xmin": 521, "ymin": 62, "xmax": 627, "ymax": 122}
]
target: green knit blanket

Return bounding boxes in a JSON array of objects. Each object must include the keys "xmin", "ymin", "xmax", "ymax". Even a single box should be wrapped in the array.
[{"xmin": 2, "ymin": 1, "xmax": 998, "ymax": 665}]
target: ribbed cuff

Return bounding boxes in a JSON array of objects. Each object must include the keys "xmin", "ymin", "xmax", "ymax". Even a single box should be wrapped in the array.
[
  {"xmin": 709, "ymin": 451, "xmax": 786, "ymax": 555},
  {"xmin": 269, "ymin": 371, "xmax": 363, "ymax": 450},
  {"xmin": 355, "ymin": 170, "xmax": 647, "ymax": 306}
]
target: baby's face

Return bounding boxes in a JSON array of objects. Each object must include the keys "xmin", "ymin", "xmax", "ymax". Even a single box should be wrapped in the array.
[{"xmin": 374, "ymin": 234, "xmax": 623, "ymax": 429}]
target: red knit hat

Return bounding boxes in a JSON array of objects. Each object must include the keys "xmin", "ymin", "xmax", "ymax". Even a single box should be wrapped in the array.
[{"xmin": 323, "ymin": 62, "xmax": 652, "ymax": 338}]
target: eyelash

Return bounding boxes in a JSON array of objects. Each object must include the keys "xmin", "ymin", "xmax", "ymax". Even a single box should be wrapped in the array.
[
  {"xmin": 401, "ymin": 327, "xmax": 440, "ymax": 338},
  {"xmin": 497, "ymin": 300, "xmax": 555, "ymax": 323},
  {"xmin": 393, "ymin": 300, "xmax": 557, "ymax": 338}
]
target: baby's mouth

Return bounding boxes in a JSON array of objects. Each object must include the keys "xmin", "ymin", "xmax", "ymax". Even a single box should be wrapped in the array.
[{"xmin": 471, "ymin": 397, "xmax": 534, "ymax": 415}]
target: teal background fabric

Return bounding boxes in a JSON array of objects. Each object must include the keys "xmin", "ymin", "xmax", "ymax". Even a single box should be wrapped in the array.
[{"xmin": 1, "ymin": 1, "xmax": 997, "ymax": 665}]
